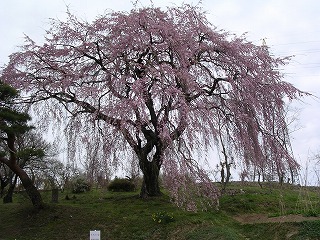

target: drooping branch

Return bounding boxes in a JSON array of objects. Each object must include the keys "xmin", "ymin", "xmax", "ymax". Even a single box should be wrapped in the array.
[
  {"xmin": 46, "ymin": 90, "xmax": 139, "ymax": 150},
  {"xmin": 1, "ymin": 4, "xmax": 308, "ymax": 209}
]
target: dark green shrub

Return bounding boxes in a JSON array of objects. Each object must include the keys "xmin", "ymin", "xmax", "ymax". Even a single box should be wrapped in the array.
[
  {"xmin": 107, "ymin": 177, "xmax": 135, "ymax": 192},
  {"xmin": 71, "ymin": 177, "xmax": 91, "ymax": 193}
]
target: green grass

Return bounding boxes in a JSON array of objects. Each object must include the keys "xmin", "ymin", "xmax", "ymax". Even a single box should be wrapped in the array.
[
  {"xmin": 1, "ymin": 183, "xmax": 320, "ymax": 239},
  {"xmin": 220, "ymin": 182, "xmax": 320, "ymax": 216}
]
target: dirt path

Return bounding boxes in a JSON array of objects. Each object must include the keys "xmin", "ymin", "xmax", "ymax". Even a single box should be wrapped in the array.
[{"xmin": 233, "ymin": 214, "xmax": 320, "ymax": 224}]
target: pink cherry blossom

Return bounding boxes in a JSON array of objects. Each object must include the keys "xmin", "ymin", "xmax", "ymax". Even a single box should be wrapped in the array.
[{"xmin": 1, "ymin": 5, "xmax": 308, "ymax": 210}]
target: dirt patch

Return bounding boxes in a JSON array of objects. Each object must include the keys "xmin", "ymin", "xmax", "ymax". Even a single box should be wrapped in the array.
[{"xmin": 234, "ymin": 214, "xmax": 320, "ymax": 224}]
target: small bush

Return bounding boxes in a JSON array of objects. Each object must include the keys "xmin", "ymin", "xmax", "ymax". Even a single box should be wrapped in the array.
[
  {"xmin": 107, "ymin": 177, "xmax": 135, "ymax": 192},
  {"xmin": 71, "ymin": 177, "xmax": 91, "ymax": 193},
  {"xmin": 152, "ymin": 211, "xmax": 174, "ymax": 224}
]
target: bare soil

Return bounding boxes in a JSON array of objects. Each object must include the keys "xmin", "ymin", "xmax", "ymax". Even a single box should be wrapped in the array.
[{"xmin": 234, "ymin": 213, "xmax": 320, "ymax": 224}]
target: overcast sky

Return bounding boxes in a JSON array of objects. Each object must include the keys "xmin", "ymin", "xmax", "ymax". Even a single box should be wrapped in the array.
[{"xmin": 1, "ymin": 0, "xmax": 319, "ymax": 182}]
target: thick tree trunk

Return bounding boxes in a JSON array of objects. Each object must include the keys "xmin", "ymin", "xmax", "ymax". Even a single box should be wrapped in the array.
[
  {"xmin": 19, "ymin": 169, "xmax": 44, "ymax": 209},
  {"xmin": 0, "ymin": 132, "xmax": 44, "ymax": 209},
  {"xmin": 139, "ymin": 158, "xmax": 161, "ymax": 198},
  {"xmin": 0, "ymin": 164, "xmax": 43, "ymax": 208},
  {"xmin": 8, "ymin": 162, "xmax": 44, "ymax": 209}
]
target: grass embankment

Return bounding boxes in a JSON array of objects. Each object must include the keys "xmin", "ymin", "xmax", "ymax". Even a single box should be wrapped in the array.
[{"xmin": 1, "ymin": 182, "xmax": 320, "ymax": 240}]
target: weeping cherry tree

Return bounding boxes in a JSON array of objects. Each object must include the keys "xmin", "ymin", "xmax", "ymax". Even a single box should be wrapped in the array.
[{"xmin": 1, "ymin": 5, "xmax": 307, "ymax": 210}]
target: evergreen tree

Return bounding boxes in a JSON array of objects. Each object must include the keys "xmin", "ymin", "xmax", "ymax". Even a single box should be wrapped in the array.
[{"xmin": 0, "ymin": 82, "xmax": 44, "ymax": 209}]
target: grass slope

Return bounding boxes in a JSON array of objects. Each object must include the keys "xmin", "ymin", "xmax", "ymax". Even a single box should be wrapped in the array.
[{"xmin": 1, "ymin": 182, "xmax": 320, "ymax": 240}]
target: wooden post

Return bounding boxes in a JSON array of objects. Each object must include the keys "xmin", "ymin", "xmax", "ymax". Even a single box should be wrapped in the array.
[{"xmin": 51, "ymin": 188, "xmax": 59, "ymax": 203}]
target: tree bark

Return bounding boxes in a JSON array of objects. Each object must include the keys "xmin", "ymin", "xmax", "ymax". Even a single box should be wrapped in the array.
[
  {"xmin": 289, "ymin": 166, "xmax": 295, "ymax": 184},
  {"xmin": 13, "ymin": 164, "xmax": 44, "ymax": 209},
  {"xmin": 0, "ymin": 156, "xmax": 44, "ymax": 209},
  {"xmin": 3, "ymin": 174, "xmax": 17, "ymax": 203},
  {"xmin": 0, "ymin": 175, "xmax": 9, "ymax": 198},
  {"xmin": 139, "ymin": 157, "xmax": 161, "ymax": 198}
]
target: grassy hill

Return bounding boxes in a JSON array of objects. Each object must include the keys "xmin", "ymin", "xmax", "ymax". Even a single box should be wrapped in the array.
[{"xmin": 1, "ymin": 182, "xmax": 320, "ymax": 240}]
